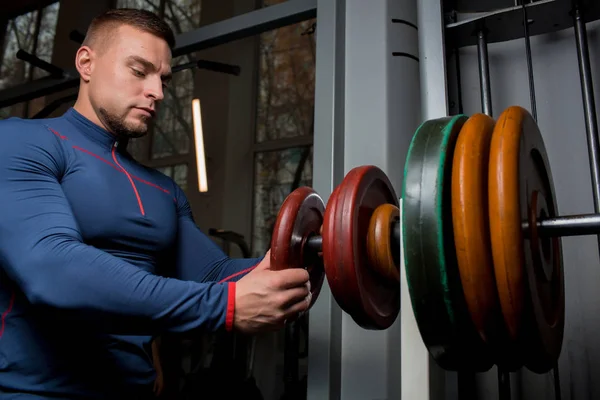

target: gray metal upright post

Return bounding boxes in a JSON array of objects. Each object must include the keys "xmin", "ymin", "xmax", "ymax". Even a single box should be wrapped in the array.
[
  {"xmin": 573, "ymin": 2, "xmax": 600, "ymax": 256},
  {"xmin": 307, "ymin": 0, "xmax": 345, "ymax": 398},
  {"xmin": 477, "ymin": 29, "xmax": 493, "ymax": 116},
  {"xmin": 309, "ymin": 0, "xmax": 421, "ymax": 398},
  {"xmin": 404, "ymin": 0, "xmax": 450, "ymax": 399}
]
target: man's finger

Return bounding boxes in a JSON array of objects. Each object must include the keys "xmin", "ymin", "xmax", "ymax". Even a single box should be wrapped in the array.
[
  {"xmin": 283, "ymin": 298, "xmax": 311, "ymax": 320},
  {"xmin": 280, "ymin": 286, "xmax": 310, "ymax": 309},
  {"xmin": 251, "ymin": 249, "xmax": 272, "ymax": 271},
  {"xmin": 274, "ymin": 268, "xmax": 310, "ymax": 289}
]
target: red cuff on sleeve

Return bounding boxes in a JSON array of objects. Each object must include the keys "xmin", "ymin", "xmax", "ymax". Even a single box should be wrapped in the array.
[{"xmin": 225, "ymin": 282, "xmax": 235, "ymax": 331}]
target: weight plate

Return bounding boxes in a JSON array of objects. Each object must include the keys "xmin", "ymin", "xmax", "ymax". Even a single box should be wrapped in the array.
[
  {"xmin": 271, "ymin": 186, "xmax": 325, "ymax": 309},
  {"xmin": 401, "ymin": 115, "xmax": 494, "ymax": 372},
  {"xmin": 452, "ymin": 113, "xmax": 521, "ymax": 369},
  {"xmin": 323, "ymin": 165, "xmax": 400, "ymax": 330},
  {"xmin": 367, "ymin": 203, "xmax": 400, "ymax": 283},
  {"xmin": 488, "ymin": 105, "xmax": 565, "ymax": 373}
]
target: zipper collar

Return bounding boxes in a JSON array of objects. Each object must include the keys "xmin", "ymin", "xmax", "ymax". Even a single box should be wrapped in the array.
[{"xmin": 64, "ymin": 107, "xmax": 118, "ymax": 148}]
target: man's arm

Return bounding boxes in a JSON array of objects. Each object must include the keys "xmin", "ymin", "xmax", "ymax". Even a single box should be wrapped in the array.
[
  {"xmin": 0, "ymin": 121, "xmax": 232, "ymax": 335},
  {"xmin": 170, "ymin": 183, "xmax": 263, "ymax": 284}
]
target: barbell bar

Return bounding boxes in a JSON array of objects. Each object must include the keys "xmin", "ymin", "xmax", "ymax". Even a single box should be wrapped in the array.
[{"xmin": 303, "ymin": 212, "xmax": 600, "ymax": 254}]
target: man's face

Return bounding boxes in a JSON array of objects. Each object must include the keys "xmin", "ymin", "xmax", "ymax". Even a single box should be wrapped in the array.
[{"xmin": 87, "ymin": 25, "xmax": 172, "ymax": 138}]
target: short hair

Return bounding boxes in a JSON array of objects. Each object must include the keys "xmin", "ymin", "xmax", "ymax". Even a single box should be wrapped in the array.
[{"xmin": 82, "ymin": 8, "xmax": 176, "ymax": 51}]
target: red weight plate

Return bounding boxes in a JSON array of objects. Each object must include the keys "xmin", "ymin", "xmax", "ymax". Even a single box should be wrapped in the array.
[
  {"xmin": 323, "ymin": 165, "xmax": 400, "ymax": 330},
  {"xmin": 271, "ymin": 186, "xmax": 325, "ymax": 308}
]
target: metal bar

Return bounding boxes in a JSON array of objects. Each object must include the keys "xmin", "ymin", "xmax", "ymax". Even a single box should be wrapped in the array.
[
  {"xmin": 253, "ymin": 135, "xmax": 313, "ymax": 153},
  {"xmin": 454, "ymin": 46, "xmax": 464, "ymax": 114},
  {"xmin": 573, "ymin": 1, "xmax": 600, "ymax": 254},
  {"xmin": 530, "ymin": 213, "xmax": 600, "ymax": 237},
  {"xmin": 0, "ymin": 0, "xmax": 316, "ymax": 110},
  {"xmin": 0, "ymin": 71, "xmax": 80, "ymax": 109},
  {"xmin": 554, "ymin": 365, "xmax": 562, "ymax": 400},
  {"xmin": 393, "ymin": 222, "xmax": 400, "ymax": 253},
  {"xmin": 171, "ymin": 59, "xmax": 241, "ymax": 76},
  {"xmin": 171, "ymin": 60, "xmax": 198, "ymax": 73},
  {"xmin": 306, "ymin": 0, "xmax": 344, "ymax": 399},
  {"xmin": 446, "ymin": 0, "xmax": 600, "ymax": 49},
  {"xmin": 477, "ymin": 29, "xmax": 493, "ymax": 116},
  {"xmin": 498, "ymin": 368, "xmax": 512, "ymax": 400},
  {"xmin": 418, "ymin": 0, "xmax": 449, "ymax": 119},
  {"xmin": 69, "ymin": 30, "xmax": 85, "ymax": 44},
  {"xmin": 306, "ymin": 235, "xmax": 322, "ymax": 252},
  {"xmin": 196, "ymin": 60, "xmax": 240, "ymax": 76},
  {"xmin": 413, "ymin": 1, "xmax": 449, "ymax": 399},
  {"xmin": 32, "ymin": 93, "xmax": 78, "ymax": 119},
  {"xmin": 305, "ymin": 220, "xmax": 401, "ymax": 261},
  {"xmin": 4, "ymin": 0, "xmax": 58, "ymax": 21},
  {"xmin": 172, "ymin": 0, "xmax": 317, "ymax": 57},
  {"xmin": 309, "ymin": 212, "xmax": 600, "ymax": 253},
  {"xmin": 520, "ymin": 0, "xmax": 537, "ymax": 121}
]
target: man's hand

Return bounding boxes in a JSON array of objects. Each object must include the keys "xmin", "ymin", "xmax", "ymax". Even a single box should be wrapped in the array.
[{"xmin": 233, "ymin": 250, "xmax": 311, "ymax": 334}]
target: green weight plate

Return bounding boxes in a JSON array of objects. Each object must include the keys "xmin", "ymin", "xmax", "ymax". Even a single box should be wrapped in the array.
[{"xmin": 401, "ymin": 115, "xmax": 494, "ymax": 372}]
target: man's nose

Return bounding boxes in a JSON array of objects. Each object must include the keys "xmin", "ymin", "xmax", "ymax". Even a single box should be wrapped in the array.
[{"xmin": 145, "ymin": 77, "xmax": 165, "ymax": 101}]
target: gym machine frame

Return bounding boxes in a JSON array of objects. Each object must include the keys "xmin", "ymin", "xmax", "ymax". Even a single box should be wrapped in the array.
[
  {"xmin": 412, "ymin": 0, "xmax": 600, "ymax": 399},
  {"xmin": 307, "ymin": 0, "xmax": 600, "ymax": 399}
]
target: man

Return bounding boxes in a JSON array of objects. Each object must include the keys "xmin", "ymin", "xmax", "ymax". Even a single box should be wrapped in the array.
[{"xmin": 0, "ymin": 8, "xmax": 311, "ymax": 399}]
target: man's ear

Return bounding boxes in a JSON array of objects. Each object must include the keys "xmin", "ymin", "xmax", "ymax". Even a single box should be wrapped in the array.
[{"xmin": 75, "ymin": 46, "xmax": 94, "ymax": 82}]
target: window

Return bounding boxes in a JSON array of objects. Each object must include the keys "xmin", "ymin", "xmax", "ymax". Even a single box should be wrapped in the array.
[
  {"xmin": 255, "ymin": 21, "xmax": 316, "ymax": 143},
  {"xmin": 251, "ymin": 3, "xmax": 316, "ymax": 255},
  {"xmin": 0, "ymin": 1, "xmax": 61, "ymax": 118},
  {"xmin": 156, "ymin": 163, "xmax": 189, "ymax": 191},
  {"xmin": 115, "ymin": 0, "xmax": 202, "ymax": 192},
  {"xmin": 252, "ymin": 146, "xmax": 313, "ymax": 254}
]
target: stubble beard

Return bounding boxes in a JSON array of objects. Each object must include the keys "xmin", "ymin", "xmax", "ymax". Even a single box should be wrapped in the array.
[{"xmin": 98, "ymin": 107, "xmax": 151, "ymax": 139}]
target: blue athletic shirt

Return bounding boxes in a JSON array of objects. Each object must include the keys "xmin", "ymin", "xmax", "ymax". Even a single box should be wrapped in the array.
[{"xmin": 0, "ymin": 107, "xmax": 261, "ymax": 399}]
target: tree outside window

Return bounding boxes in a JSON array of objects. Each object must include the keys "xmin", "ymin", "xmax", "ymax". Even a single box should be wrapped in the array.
[
  {"xmin": 251, "ymin": 0, "xmax": 316, "ymax": 256},
  {"xmin": 0, "ymin": 1, "xmax": 61, "ymax": 119}
]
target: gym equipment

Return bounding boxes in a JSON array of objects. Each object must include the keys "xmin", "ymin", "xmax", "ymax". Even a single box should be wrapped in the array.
[
  {"xmin": 270, "ymin": 186, "xmax": 325, "ymax": 309},
  {"xmin": 451, "ymin": 113, "xmax": 522, "ymax": 372},
  {"xmin": 209, "ymin": 228, "xmax": 251, "ymax": 258},
  {"xmin": 322, "ymin": 165, "xmax": 399, "ymax": 330},
  {"xmin": 451, "ymin": 113, "xmax": 498, "ymax": 347},
  {"xmin": 366, "ymin": 203, "xmax": 399, "ymax": 283},
  {"xmin": 270, "ymin": 101, "xmax": 600, "ymax": 376},
  {"xmin": 488, "ymin": 105, "xmax": 565, "ymax": 374},
  {"xmin": 401, "ymin": 114, "xmax": 493, "ymax": 372},
  {"xmin": 271, "ymin": 167, "xmax": 400, "ymax": 330}
]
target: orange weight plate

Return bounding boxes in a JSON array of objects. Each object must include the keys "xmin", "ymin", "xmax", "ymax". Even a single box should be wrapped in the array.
[
  {"xmin": 271, "ymin": 186, "xmax": 325, "ymax": 309},
  {"xmin": 367, "ymin": 203, "xmax": 400, "ymax": 283},
  {"xmin": 452, "ymin": 113, "xmax": 520, "ymax": 369},
  {"xmin": 488, "ymin": 105, "xmax": 565, "ymax": 373},
  {"xmin": 323, "ymin": 165, "xmax": 400, "ymax": 330}
]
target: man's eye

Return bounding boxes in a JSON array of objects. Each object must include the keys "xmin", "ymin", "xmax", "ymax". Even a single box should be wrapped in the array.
[{"xmin": 132, "ymin": 69, "xmax": 145, "ymax": 77}]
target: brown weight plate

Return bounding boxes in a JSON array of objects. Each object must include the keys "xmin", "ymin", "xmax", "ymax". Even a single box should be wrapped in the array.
[
  {"xmin": 270, "ymin": 186, "xmax": 326, "ymax": 309},
  {"xmin": 323, "ymin": 165, "xmax": 400, "ymax": 330},
  {"xmin": 366, "ymin": 203, "xmax": 400, "ymax": 283},
  {"xmin": 452, "ymin": 113, "xmax": 521, "ymax": 370},
  {"xmin": 322, "ymin": 184, "xmax": 355, "ymax": 312},
  {"xmin": 488, "ymin": 105, "xmax": 565, "ymax": 373}
]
